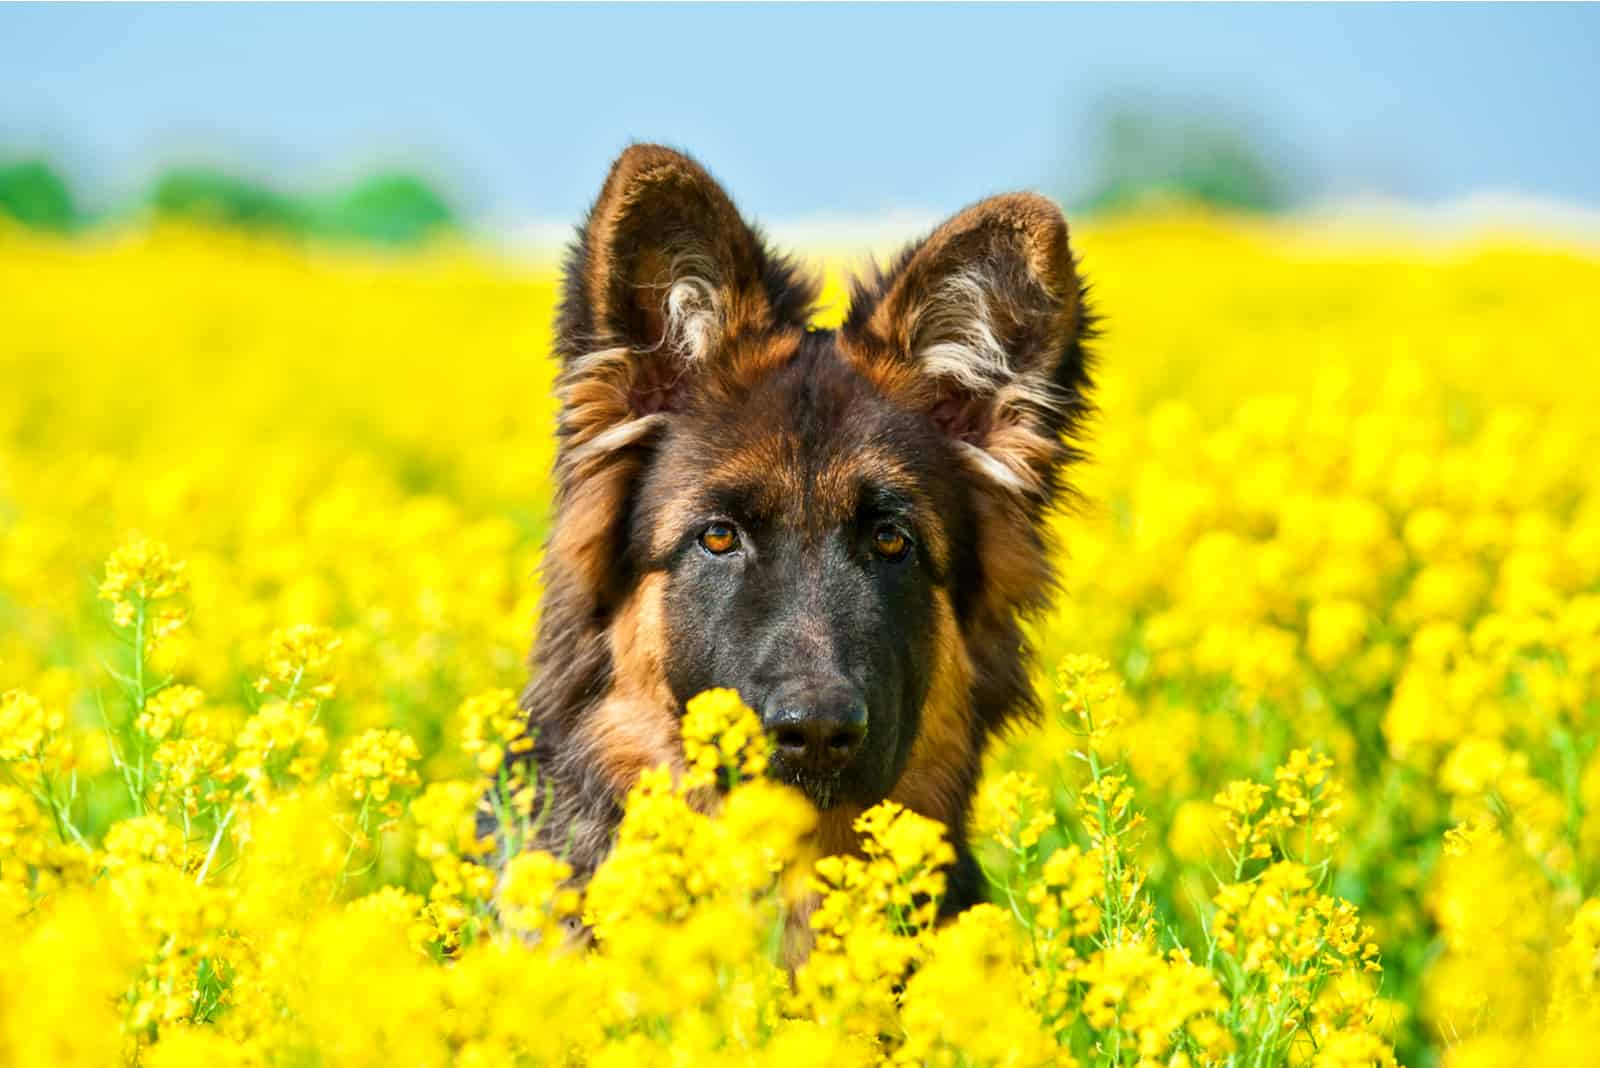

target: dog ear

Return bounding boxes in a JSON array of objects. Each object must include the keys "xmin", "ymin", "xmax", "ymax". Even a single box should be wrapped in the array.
[
  {"xmin": 548, "ymin": 145, "xmax": 817, "ymax": 611},
  {"xmin": 841, "ymin": 193, "xmax": 1091, "ymax": 502},
  {"xmin": 556, "ymin": 144, "xmax": 817, "ymax": 460}
]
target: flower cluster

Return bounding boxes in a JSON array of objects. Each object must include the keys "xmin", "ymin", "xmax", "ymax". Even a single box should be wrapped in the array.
[
  {"xmin": 681, "ymin": 686, "xmax": 771, "ymax": 790},
  {"xmin": 0, "ymin": 688, "xmax": 67, "ymax": 772},
  {"xmin": 1214, "ymin": 749, "xmax": 1344, "ymax": 864},
  {"xmin": 2, "ymin": 217, "xmax": 1597, "ymax": 1064},
  {"xmin": 98, "ymin": 537, "xmax": 189, "ymax": 635}
]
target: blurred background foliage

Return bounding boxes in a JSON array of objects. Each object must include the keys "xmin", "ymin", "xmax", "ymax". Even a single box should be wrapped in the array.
[
  {"xmin": 0, "ymin": 103, "xmax": 1289, "ymax": 246},
  {"xmin": 1077, "ymin": 100, "xmax": 1291, "ymax": 215},
  {"xmin": 1, "ymin": 157, "xmax": 459, "ymax": 246},
  {"xmin": 0, "ymin": 159, "xmax": 82, "ymax": 233}
]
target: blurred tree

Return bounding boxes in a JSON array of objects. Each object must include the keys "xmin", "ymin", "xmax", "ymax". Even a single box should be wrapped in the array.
[
  {"xmin": 146, "ymin": 166, "xmax": 457, "ymax": 246},
  {"xmin": 149, "ymin": 167, "xmax": 309, "ymax": 233},
  {"xmin": 0, "ymin": 159, "xmax": 81, "ymax": 232},
  {"xmin": 320, "ymin": 173, "xmax": 457, "ymax": 245},
  {"xmin": 1080, "ymin": 101, "xmax": 1290, "ymax": 215}
]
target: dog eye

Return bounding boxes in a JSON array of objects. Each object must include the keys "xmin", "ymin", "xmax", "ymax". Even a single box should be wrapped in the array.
[
  {"xmin": 699, "ymin": 522, "xmax": 740, "ymax": 556},
  {"xmin": 871, "ymin": 524, "xmax": 910, "ymax": 562}
]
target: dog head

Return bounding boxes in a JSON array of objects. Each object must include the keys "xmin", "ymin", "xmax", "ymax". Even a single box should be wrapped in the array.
[{"xmin": 543, "ymin": 144, "xmax": 1091, "ymax": 825}]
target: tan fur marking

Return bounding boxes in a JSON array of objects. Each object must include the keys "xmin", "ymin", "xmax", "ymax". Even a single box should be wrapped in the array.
[
  {"xmin": 811, "ymin": 447, "xmax": 905, "ymax": 515},
  {"xmin": 724, "ymin": 329, "xmax": 805, "ymax": 390},
  {"xmin": 812, "ymin": 447, "xmax": 951, "ymax": 569},
  {"xmin": 972, "ymin": 489, "xmax": 1053, "ymax": 618},
  {"xmin": 548, "ymin": 460, "xmax": 638, "ymax": 599},
  {"xmin": 707, "ymin": 429, "xmax": 804, "ymax": 501},
  {"xmin": 645, "ymin": 429, "xmax": 800, "ymax": 558},
  {"xmin": 782, "ymin": 893, "xmax": 820, "ymax": 966},
  {"xmin": 835, "ymin": 334, "xmax": 929, "ymax": 410},
  {"xmin": 812, "ymin": 802, "xmax": 867, "ymax": 860},
  {"xmin": 648, "ymin": 497, "xmax": 703, "ymax": 561},
  {"xmin": 888, "ymin": 589, "xmax": 974, "ymax": 831},
  {"xmin": 558, "ymin": 346, "xmax": 636, "ymax": 450},
  {"xmin": 577, "ymin": 573, "xmax": 682, "ymax": 796}
]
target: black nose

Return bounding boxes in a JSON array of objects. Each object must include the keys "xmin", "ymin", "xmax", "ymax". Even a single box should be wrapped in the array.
[{"xmin": 762, "ymin": 685, "xmax": 867, "ymax": 774}]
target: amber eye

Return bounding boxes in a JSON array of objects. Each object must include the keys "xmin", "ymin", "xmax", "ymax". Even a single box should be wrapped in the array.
[
  {"xmin": 872, "ymin": 525, "xmax": 910, "ymax": 561},
  {"xmin": 699, "ymin": 522, "xmax": 739, "ymax": 555}
]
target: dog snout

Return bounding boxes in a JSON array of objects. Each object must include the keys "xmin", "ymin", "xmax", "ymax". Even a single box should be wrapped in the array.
[{"xmin": 762, "ymin": 682, "xmax": 867, "ymax": 774}]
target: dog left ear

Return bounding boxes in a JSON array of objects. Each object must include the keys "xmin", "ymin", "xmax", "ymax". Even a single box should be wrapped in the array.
[
  {"xmin": 556, "ymin": 144, "xmax": 818, "ymax": 460},
  {"xmin": 547, "ymin": 145, "xmax": 818, "ymax": 611},
  {"xmin": 842, "ymin": 193, "xmax": 1091, "ymax": 501}
]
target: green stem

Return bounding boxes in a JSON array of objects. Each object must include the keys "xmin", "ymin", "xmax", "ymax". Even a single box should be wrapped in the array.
[
  {"xmin": 129, "ymin": 597, "xmax": 149, "ymax": 813},
  {"xmin": 195, "ymin": 805, "xmax": 235, "ymax": 885},
  {"xmin": 332, "ymin": 794, "xmax": 374, "ymax": 900}
]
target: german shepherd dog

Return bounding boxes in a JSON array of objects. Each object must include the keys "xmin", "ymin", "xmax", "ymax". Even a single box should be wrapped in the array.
[{"xmin": 503, "ymin": 144, "xmax": 1093, "ymax": 917}]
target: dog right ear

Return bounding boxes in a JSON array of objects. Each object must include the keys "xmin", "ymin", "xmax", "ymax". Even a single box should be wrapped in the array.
[
  {"xmin": 839, "ymin": 193, "xmax": 1091, "ymax": 502},
  {"xmin": 554, "ymin": 144, "xmax": 817, "ymax": 466}
]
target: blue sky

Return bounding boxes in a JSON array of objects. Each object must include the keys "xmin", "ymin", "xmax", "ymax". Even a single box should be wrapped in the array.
[{"xmin": 3, "ymin": 3, "xmax": 1597, "ymax": 225}]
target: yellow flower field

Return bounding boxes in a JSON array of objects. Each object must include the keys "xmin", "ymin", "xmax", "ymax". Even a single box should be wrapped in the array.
[{"xmin": 1, "ymin": 216, "xmax": 1598, "ymax": 1066}]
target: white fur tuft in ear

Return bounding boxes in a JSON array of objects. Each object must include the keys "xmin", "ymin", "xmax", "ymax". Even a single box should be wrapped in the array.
[
  {"xmin": 908, "ymin": 266, "xmax": 1013, "ymax": 395},
  {"xmin": 907, "ymin": 264, "xmax": 1071, "ymax": 442},
  {"xmin": 659, "ymin": 252, "xmax": 722, "ymax": 364}
]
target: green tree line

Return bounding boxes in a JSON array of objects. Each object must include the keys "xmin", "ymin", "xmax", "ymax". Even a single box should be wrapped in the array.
[{"xmin": 0, "ymin": 159, "xmax": 458, "ymax": 246}]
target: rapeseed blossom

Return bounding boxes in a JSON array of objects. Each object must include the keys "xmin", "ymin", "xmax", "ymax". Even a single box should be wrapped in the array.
[{"xmin": 1, "ymin": 217, "xmax": 1597, "ymax": 1063}]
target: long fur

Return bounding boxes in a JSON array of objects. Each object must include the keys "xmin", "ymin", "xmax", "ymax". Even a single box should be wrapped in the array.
[{"xmin": 490, "ymin": 146, "xmax": 1098, "ymax": 923}]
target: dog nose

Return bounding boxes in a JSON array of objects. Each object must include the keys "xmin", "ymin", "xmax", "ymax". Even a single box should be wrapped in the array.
[{"xmin": 762, "ymin": 687, "xmax": 867, "ymax": 773}]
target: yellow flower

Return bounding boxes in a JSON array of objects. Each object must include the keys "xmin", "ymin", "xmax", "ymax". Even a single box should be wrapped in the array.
[
  {"xmin": 1027, "ymin": 843, "xmax": 1102, "ymax": 940},
  {"xmin": 103, "ymin": 813, "xmax": 189, "ymax": 872},
  {"xmin": 254, "ymin": 623, "xmax": 341, "ymax": 700},
  {"xmin": 1056, "ymin": 654, "xmax": 1129, "ymax": 736},
  {"xmin": 497, "ymin": 850, "xmax": 579, "ymax": 942},
  {"xmin": 1307, "ymin": 598, "xmax": 1369, "ymax": 670},
  {"xmin": 1, "ymin": 212, "xmax": 1597, "ymax": 1067},
  {"xmin": 1215, "ymin": 779, "xmax": 1272, "ymax": 859},
  {"xmin": 680, "ymin": 686, "xmax": 769, "ymax": 791},
  {"xmin": 1213, "ymin": 859, "xmax": 1381, "ymax": 1016},
  {"xmin": 232, "ymin": 697, "xmax": 329, "ymax": 790},
  {"xmin": 898, "ymin": 905, "xmax": 1065, "ymax": 1068},
  {"xmin": 1168, "ymin": 798, "xmax": 1223, "ymax": 862},
  {"xmin": 331, "ymin": 727, "xmax": 422, "ymax": 805},
  {"xmin": 98, "ymin": 537, "xmax": 188, "ymax": 632},
  {"xmin": 458, "ymin": 687, "xmax": 530, "ymax": 776},
  {"xmin": 0, "ymin": 688, "xmax": 64, "ymax": 767},
  {"xmin": 137, "ymin": 684, "xmax": 206, "ymax": 742},
  {"xmin": 1, "ymin": 892, "xmax": 133, "ymax": 1065},
  {"xmin": 141, "ymin": 1027, "xmax": 255, "ymax": 1068},
  {"xmin": 348, "ymin": 885, "xmax": 434, "ymax": 956},
  {"xmin": 1076, "ymin": 941, "xmax": 1230, "ymax": 1062},
  {"xmin": 975, "ymin": 770, "xmax": 1056, "ymax": 853},
  {"xmin": 0, "ymin": 785, "xmax": 48, "ymax": 913},
  {"xmin": 411, "ymin": 779, "xmax": 489, "ymax": 863}
]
